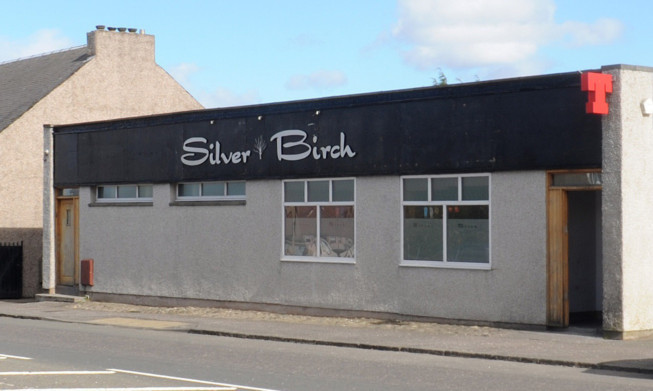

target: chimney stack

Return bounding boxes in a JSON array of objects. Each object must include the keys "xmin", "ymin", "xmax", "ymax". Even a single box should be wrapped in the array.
[{"xmin": 87, "ymin": 25, "xmax": 155, "ymax": 62}]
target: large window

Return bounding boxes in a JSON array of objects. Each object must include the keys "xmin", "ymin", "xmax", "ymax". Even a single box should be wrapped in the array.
[
  {"xmin": 96, "ymin": 184, "xmax": 153, "ymax": 202},
  {"xmin": 283, "ymin": 178, "xmax": 355, "ymax": 262},
  {"xmin": 176, "ymin": 181, "xmax": 246, "ymax": 201},
  {"xmin": 402, "ymin": 174, "xmax": 490, "ymax": 268}
]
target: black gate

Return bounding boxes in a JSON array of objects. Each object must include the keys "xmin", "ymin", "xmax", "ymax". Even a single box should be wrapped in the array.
[{"xmin": 0, "ymin": 242, "xmax": 22, "ymax": 299}]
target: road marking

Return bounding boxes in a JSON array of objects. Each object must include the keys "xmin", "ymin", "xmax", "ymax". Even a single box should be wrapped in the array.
[
  {"xmin": 0, "ymin": 353, "xmax": 31, "ymax": 360},
  {"xmin": 110, "ymin": 369, "xmax": 280, "ymax": 391},
  {"xmin": 6, "ymin": 388, "xmax": 235, "ymax": 391},
  {"xmin": 0, "ymin": 370, "xmax": 115, "ymax": 376}
]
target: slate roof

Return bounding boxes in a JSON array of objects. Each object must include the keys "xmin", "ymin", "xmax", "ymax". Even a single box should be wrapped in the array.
[{"xmin": 0, "ymin": 46, "xmax": 92, "ymax": 132}]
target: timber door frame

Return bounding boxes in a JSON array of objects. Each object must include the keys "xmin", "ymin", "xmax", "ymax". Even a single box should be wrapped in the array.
[
  {"xmin": 546, "ymin": 169, "xmax": 601, "ymax": 327},
  {"xmin": 56, "ymin": 192, "xmax": 79, "ymax": 286}
]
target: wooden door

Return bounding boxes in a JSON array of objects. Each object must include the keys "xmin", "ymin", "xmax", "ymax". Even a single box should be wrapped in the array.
[
  {"xmin": 547, "ymin": 188, "xmax": 569, "ymax": 327},
  {"xmin": 56, "ymin": 197, "xmax": 79, "ymax": 286}
]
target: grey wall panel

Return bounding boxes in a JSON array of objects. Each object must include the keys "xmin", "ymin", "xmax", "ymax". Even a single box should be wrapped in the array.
[{"xmin": 79, "ymin": 172, "xmax": 547, "ymax": 325}]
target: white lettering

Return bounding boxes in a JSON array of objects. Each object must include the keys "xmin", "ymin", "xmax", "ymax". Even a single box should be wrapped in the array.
[
  {"xmin": 270, "ymin": 130, "xmax": 356, "ymax": 162},
  {"xmin": 182, "ymin": 130, "xmax": 355, "ymax": 167},
  {"xmin": 270, "ymin": 130, "xmax": 311, "ymax": 161},
  {"xmin": 339, "ymin": 132, "xmax": 356, "ymax": 158},
  {"xmin": 181, "ymin": 137, "xmax": 251, "ymax": 167},
  {"xmin": 181, "ymin": 137, "xmax": 209, "ymax": 166}
]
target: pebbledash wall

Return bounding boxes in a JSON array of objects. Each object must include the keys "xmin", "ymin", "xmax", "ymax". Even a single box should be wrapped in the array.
[
  {"xmin": 43, "ymin": 65, "xmax": 653, "ymax": 337},
  {"xmin": 73, "ymin": 173, "xmax": 546, "ymax": 325}
]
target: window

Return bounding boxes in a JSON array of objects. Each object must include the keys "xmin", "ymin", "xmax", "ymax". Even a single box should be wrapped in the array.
[
  {"xmin": 176, "ymin": 181, "xmax": 246, "ymax": 201},
  {"xmin": 96, "ymin": 184, "xmax": 153, "ymax": 202},
  {"xmin": 283, "ymin": 178, "xmax": 355, "ymax": 262},
  {"xmin": 402, "ymin": 174, "xmax": 490, "ymax": 268}
]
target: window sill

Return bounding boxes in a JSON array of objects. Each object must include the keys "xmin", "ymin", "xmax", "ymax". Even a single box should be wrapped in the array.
[
  {"xmin": 281, "ymin": 257, "xmax": 356, "ymax": 265},
  {"xmin": 400, "ymin": 260, "xmax": 491, "ymax": 270},
  {"xmin": 169, "ymin": 200, "xmax": 246, "ymax": 206},
  {"xmin": 89, "ymin": 202, "xmax": 153, "ymax": 207}
]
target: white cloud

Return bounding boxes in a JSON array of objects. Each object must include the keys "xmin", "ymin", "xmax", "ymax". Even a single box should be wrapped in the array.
[
  {"xmin": 0, "ymin": 29, "xmax": 74, "ymax": 62},
  {"xmin": 392, "ymin": 0, "xmax": 622, "ymax": 74},
  {"xmin": 168, "ymin": 62, "xmax": 200, "ymax": 86},
  {"xmin": 560, "ymin": 18, "xmax": 623, "ymax": 47},
  {"xmin": 285, "ymin": 70, "xmax": 348, "ymax": 90},
  {"xmin": 167, "ymin": 62, "xmax": 260, "ymax": 108},
  {"xmin": 196, "ymin": 87, "xmax": 260, "ymax": 109}
]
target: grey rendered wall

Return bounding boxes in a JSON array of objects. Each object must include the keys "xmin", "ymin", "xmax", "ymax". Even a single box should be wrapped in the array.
[{"xmin": 79, "ymin": 171, "xmax": 547, "ymax": 325}]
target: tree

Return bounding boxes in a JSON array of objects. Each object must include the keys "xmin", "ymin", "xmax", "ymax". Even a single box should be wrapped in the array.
[{"xmin": 432, "ymin": 68, "xmax": 448, "ymax": 86}]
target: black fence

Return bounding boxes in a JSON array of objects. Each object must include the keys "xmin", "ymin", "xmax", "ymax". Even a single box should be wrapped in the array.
[{"xmin": 0, "ymin": 242, "xmax": 22, "ymax": 299}]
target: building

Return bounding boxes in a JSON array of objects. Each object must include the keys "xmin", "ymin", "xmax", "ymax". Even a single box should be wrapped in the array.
[
  {"xmin": 0, "ymin": 26, "xmax": 203, "ymax": 297},
  {"xmin": 43, "ymin": 64, "xmax": 653, "ymax": 339}
]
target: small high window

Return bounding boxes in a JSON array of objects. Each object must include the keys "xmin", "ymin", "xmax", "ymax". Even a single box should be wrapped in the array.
[
  {"xmin": 176, "ymin": 181, "xmax": 246, "ymax": 201},
  {"xmin": 96, "ymin": 185, "xmax": 153, "ymax": 202}
]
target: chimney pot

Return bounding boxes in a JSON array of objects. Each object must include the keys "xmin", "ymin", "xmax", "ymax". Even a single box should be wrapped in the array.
[
  {"xmin": 118, "ymin": 27, "xmax": 127, "ymax": 32},
  {"xmin": 96, "ymin": 25, "xmax": 106, "ymax": 30},
  {"xmin": 128, "ymin": 28, "xmax": 137, "ymax": 33},
  {"xmin": 107, "ymin": 26, "xmax": 116, "ymax": 31}
]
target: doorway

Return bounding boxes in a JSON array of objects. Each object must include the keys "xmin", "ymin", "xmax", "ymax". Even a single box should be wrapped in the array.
[
  {"xmin": 547, "ymin": 171, "xmax": 602, "ymax": 328},
  {"xmin": 56, "ymin": 191, "xmax": 79, "ymax": 287},
  {"xmin": 567, "ymin": 191, "xmax": 602, "ymax": 324}
]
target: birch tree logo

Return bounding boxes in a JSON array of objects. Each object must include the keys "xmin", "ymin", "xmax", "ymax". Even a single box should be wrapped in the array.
[{"xmin": 253, "ymin": 135, "xmax": 267, "ymax": 160}]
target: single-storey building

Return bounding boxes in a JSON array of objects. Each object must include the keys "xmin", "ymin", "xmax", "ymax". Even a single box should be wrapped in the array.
[
  {"xmin": 0, "ymin": 26, "xmax": 203, "ymax": 297},
  {"xmin": 43, "ymin": 64, "xmax": 653, "ymax": 339}
]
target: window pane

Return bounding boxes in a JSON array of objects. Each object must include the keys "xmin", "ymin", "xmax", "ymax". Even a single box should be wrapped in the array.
[
  {"xmin": 552, "ymin": 172, "xmax": 602, "ymax": 187},
  {"xmin": 308, "ymin": 180, "xmax": 329, "ymax": 202},
  {"xmin": 332, "ymin": 179, "xmax": 354, "ymax": 202},
  {"xmin": 117, "ymin": 185, "xmax": 137, "ymax": 198},
  {"xmin": 447, "ymin": 205, "xmax": 489, "ymax": 263},
  {"xmin": 462, "ymin": 176, "xmax": 489, "ymax": 201},
  {"xmin": 62, "ymin": 188, "xmax": 79, "ymax": 196},
  {"xmin": 138, "ymin": 185, "xmax": 153, "ymax": 198},
  {"xmin": 432, "ymin": 177, "xmax": 458, "ymax": 201},
  {"xmin": 284, "ymin": 206, "xmax": 317, "ymax": 256},
  {"xmin": 98, "ymin": 186, "xmax": 116, "ymax": 199},
  {"xmin": 403, "ymin": 205, "xmax": 443, "ymax": 261},
  {"xmin": 202, "ymin": 182, "xmax": 225, "ymax": 197},
  {"xmin": 227, "ymin": 181, "xmax": 246, "ymax": 196},
  {"xmin": 403, "ymin": 178, "xmax": 428, "ymax": 201},
  {"xmin": 284, "ymin": 181, "xmax": 304, "ymax": 202},
  {"xmin": 178, "ymin": 183, "xmax": 200, "ymax": 197},
  {"xmin": 320, "ymin": 206, "xmax": 355, "ymax": 258}
]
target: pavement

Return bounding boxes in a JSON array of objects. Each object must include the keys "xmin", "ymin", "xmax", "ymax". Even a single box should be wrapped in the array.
[{"xmin": 1, "ymin": 297, "xmax": 653, "ymax": 376}]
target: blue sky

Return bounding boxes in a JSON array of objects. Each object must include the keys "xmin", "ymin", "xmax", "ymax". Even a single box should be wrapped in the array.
[{"xmin": 0, "ymin": 0, "xmax": 649, "ymax": 108}]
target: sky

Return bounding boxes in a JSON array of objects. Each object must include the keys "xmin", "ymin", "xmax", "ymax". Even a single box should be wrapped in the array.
[{"xmin": 0, "ymin": 0, "xmax": 649, "ymax": 109}]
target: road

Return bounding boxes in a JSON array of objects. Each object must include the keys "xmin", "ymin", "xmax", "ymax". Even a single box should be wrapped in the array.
[{"xmin": 0, "ymin": 316, "xmax": 651, "ymax": 390}]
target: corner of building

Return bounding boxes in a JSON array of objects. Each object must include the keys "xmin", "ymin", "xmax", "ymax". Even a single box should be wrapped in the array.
[{"xmin": 601, "ymin": 64, "xmax": 653, "ymax": 336}]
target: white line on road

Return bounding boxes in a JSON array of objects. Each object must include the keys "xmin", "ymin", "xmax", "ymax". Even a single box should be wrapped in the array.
[
  {"xmin": 0, "ymin": 370, "xmax": 116, "ymax": 376},
  {"xmin": 3, "ymin": 388, "xmax": 235, "ymax": 391},
  {"xmin": 110, "ymin": 369, "xmax": 280, "ymax": 391},
  {"xmin": 0, "ymin": 353, "xmax": 31, "ymax": 360}
]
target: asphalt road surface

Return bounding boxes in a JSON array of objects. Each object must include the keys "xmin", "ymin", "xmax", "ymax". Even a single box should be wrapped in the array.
[{"xmin": 0, "ymin": 316, "xmax": 652, "ymax": 390}]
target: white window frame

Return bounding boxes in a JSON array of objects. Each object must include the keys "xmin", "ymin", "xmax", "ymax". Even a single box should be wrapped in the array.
[
  {"xmin": 401, "ymin": 173, "xmax": 491, "ymax": 270},
  {"xmin": 176, "ymin": 181, "xmax": 246, "ymax": 201},
  {"xmin": 96, "ymin": 184, "xmax": 153, "ymax": 203},
  {"xmin": 282, "ymin": 178, "xmax": 356, "ymax": 264}
]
